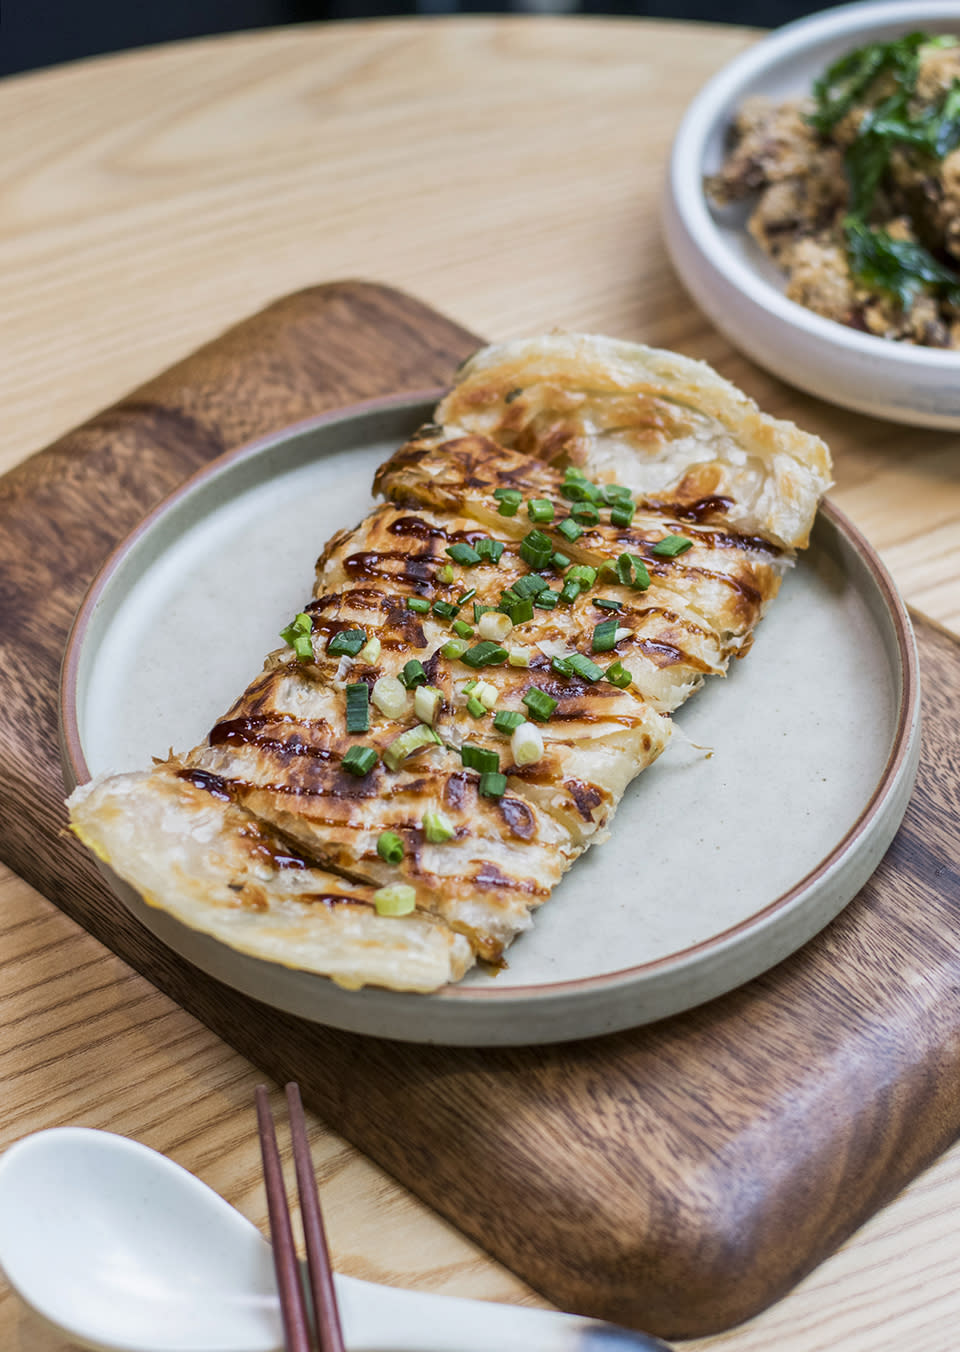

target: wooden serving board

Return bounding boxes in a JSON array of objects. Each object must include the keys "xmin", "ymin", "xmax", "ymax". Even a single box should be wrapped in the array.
[{"xmin": 2, "ymin": 281, "xmax": 958, "ymax": 1341}]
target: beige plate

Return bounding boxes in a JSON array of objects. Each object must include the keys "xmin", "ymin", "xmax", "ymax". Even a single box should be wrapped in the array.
[{"xmin": 60, "ymin": 395, "xmax": 921, "ymax": 1046}]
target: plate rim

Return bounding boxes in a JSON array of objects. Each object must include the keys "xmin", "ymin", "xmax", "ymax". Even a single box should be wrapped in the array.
[{"xmin": 60, "ymin": 391, "xmax": 921, "ymax": 1008}]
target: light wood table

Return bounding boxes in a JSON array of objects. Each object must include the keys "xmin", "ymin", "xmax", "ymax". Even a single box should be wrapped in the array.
[{"xmin": 1, "ymin": 17, "xmax": 958, "ymax": 1351}]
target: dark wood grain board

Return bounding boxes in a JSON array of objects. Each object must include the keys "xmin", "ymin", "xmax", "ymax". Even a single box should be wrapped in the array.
[{"xmin": 2, "ymin": 281, "xmax": 958, "ymax": 1340}]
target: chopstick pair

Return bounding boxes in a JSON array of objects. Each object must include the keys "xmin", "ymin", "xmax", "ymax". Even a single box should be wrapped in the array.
[{"xmin": 255, "ymin": 1082, "xmax": 345, "ymax": 1352}]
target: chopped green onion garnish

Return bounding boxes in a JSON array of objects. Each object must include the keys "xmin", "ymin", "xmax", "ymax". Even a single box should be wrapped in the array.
[
  {"xmin": 461, "ymin": 743, "xmax": 500, "ymax": 773},
  {"xmin": 535, "ymin": 589, "xmax": 559, "ymax": 610},
  {"xmin": 280, "ymin": 612, "xmax": 313, "ymax": 649},
  {"xmin": 357, "ymin": 634, "xmax": 381, "ymax": 664},
  {"xmin": 493, "ymin": 710, "xmax": 526, "ymax": 734},
  {"xmin": 559, "ymin": 578, "xmax": 581, "ymax": 606},
  {"xmin": 498, "ymin": 588, "xmax": 519, "ymax": 611},
  {"xmin": 478, "ymin": 771, "xmax": 507, "ymax": 799},
  {"xmin": 475, "ymin": 537, "xmax": 505, "ymax": 564},
  {"xmin": 567, "ymin": 564, "xmax": 597, "ymax": 588},
  {"xmin": 452, "ymin": 619, "xmax": 473, "ymax": 639},
  {"xmin": 376, "ymin": 831, "xmax": 404, "ymax": 864},
  {"xmin": 327, "ymin": 628, "xmax": 367, "ymax": 657},
  {"xmin": 606, "ymin": 660, "xmax": 633, "ymax": 689},
  {"xmin": 341, "ymin": 745, "xmax": 378, "ymax": 777},
  {"xmin": 602, "ymin": 483, "xmax": 633, "ymax": 504},
  {"xmin": 551, "ymin": 551, "xmax": 571, "ymax": 570},
  {"xmin": 437, "ymin": 563, "xmax": 455, "ymax": 584},
  {"xmin": 478, "ymin": 611, "xmax": 514, "ymax": 641},
  {"xmin": 414, "ymin": 684, "xmax": 443, "ymax": 725},
  {"xmin": 461, "ymin": 641, "xmax": 508, "ymax": 668},
  {"xmin": 502, "ymin": 596, "xmax": 534, "ymax": 624},
  {"xmin": 561, "ymin": 477, "xmax": 603, "ymax": 505},
  {"xmin": 610, "ymin": 502, "xmax": 636, "ymax": 528},
  {"xmin": 432, "ymin": 599, "xmax": 458, "ymax": 619},
  {"xmin": 289, "ymin": 633, "xmax": 314, "ymax": 661},
  {"xmin": 511, "ymin": 721, "xmax": 544, "ymax": 766},
  {"xmin": 564, "ymin": 465, "xmax": 588, "ymax": 481},
  {"xmin": 557, "ymin": 518, "xmax": 583, "ymax": 543},
  {"xmin": 616, "ymin": 553, "xmax": 651, "ymax": 591},
  {"xmin": 494, "ymin": 487, "xmax": 522, "ymax": 517},
  {"xmin": 507, "ymin": 645, "xmax": 532, "ymax": 667},
  {"xmin": 463, "ymin": 679, "xmax": 478, "ymax": 693},
  {"xmin": 570, "ymin": 502, "xmax": 599, "ymax": 526},
  {"xmin": 372, "ymin": 883, "xmax": 416, "ymax": 916},
  {"xmin": 512, "ymin": 574, "xmax": 548, "ymax": 599},
  {"xmin": 345, "ymin": 682, "xmax": 370, "ymax": 733},
  {"xmin": 406, "ymin": 597, "xmax": 430, "ymax": 614},
  {"xmin": 592, "ymin": 619, "xmax": 619, "ymax": 653},
  {"xmin": 522, "ymin": 687, "xmax": 558, "ymax": 722},
  {"xmin": 423, "ymin": 810, "xmax": 455, "ymax": 844},
  {"xmin": 457, "ymin": 588, "xmax": 477, "ymax": 605},
  {"xmin": 371, "ymin": 675, "xmax": 409, "ymax": 719},
  {"xmin": 651, "ymin": 534, "xmax": 693, "ymax": 557},
  {"xmin": 567, "ymin": 653, "xmax": 604, "ymax": 682},
  {"xmin": 400, "ymin": 659, "xmax": 427, "ymax": 689},
  {"xmin": 527, "ymin": 498, "xmax": 555, "ymax": 524},
  {"xmin": 382, "ymin": 723, "xmax": 441, "ymax": 772},
  {"xmin": 594, "ymin": 597, "xmax": 622, "ymax": 611},
  {"xmin": 442, "ymin": 637, "xmax": 469, "ymax": 660},
  {"xmin": 446, "ymin": 542, "xmax": 481, "ymax": 566},
  {"xmin": 474, "ymin": 602, "xmax": 495, "ymax": 623},
  {"xmin": 519, "ymin": 530, "xmax": 554, "ymax": 569},
  {"xmin": 466, "ymin": 696, "xmax": 487, "ymax": 718}
]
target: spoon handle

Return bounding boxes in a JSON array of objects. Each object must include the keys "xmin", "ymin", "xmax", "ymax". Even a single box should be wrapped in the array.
[{"xmin": 335, "ymin": 1274, "xmax": 672, "ymax": 1352}]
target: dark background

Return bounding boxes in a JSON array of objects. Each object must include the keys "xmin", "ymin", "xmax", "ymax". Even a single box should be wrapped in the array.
[{"xmin": 2, "ymin": 0, "xmax": 830, "ymax": 79}]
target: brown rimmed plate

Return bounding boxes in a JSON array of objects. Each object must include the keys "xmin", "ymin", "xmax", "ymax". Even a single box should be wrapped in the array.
[{"xmin": 60, "ymin": 394, "xmax": 921, "ymax": 1046}]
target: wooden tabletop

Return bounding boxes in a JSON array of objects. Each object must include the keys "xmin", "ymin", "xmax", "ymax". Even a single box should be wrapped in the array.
[{"xmin": 1, "ymin": 16, "xmax": 959, "ymax": 1351}]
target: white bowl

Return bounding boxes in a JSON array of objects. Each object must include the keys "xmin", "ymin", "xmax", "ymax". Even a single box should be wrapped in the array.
[{"xmin": 663, "ymin": 0, "xmax": 960, "ymax": 428}]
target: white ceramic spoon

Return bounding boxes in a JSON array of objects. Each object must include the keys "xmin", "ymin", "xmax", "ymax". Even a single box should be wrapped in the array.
[{"xmin": 0, "ymin": 1128, "xmax": 671, "ymax": 1352}]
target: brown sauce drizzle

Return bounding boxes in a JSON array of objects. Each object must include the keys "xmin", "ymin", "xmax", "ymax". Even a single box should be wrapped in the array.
[
  {"xmin": 676, "ymin": 495, "xmax": 734, "ymax": 521},
  {"xmin": 175, "ymin": 767, "xmax": 233, "ymax": 802},
  {"xmin": 208, "ymin": 716, "xmax": 334, "ymax": 761}
]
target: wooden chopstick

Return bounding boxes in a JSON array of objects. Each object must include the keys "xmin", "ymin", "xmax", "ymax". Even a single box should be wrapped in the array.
[
  {"xmin": 255, "ymin": 1082, "xmax": 345, "ymax": 1352},
  {"xmin": 286, "ymin": 1082, "xmax": 346, "ymax": 1352}
]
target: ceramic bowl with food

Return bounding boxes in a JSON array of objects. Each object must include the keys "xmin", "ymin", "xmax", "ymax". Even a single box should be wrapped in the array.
[{"xmin": 663, "ymin": 0, "xmax": 960, "ymax": 428}]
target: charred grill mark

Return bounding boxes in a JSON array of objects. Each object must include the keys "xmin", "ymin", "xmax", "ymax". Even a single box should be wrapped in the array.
[
  {"xmin": 628, "ymin": 604, "xmax": 712, "ymax": 639},
  {"xmin": 445, "ymin": 773, "xmax": 468, "ymax": 809},
  {"xmin": 301, "ymin": 892, "xmax": 372, "ymax": 908},
  {"xmin": 309, "ymin": 587, "xmax": 388, "ymax": 613},
  {"xmin": 383, "ymin": 603, "xmax": 427, "ymax": 648},
  {"xmin": 648, "ymin": 559, "xmax": 765, "ymax": 608},
  {"xmin": 474, "ymin": 862, "xmax": 549, "ymax": 896},
  {"xmin": 498, "ymin": 796, "xmax": 536, "ymax": 840},
  {"xmin": 423, "ymin": 650, "xmax": 442, "ymax": 684},
  {"xmin": 565, "ymin": 780, "xmax": 606, "ymax": 821},
  {"xmin": 635, "ymin": 638, "xmax": 714, "ymax": 672}
]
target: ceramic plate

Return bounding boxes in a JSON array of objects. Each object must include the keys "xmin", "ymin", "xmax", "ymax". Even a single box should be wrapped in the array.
[{"xmin": 60, "ymin": 394, "xmax": 921, "ymax": 1046}]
